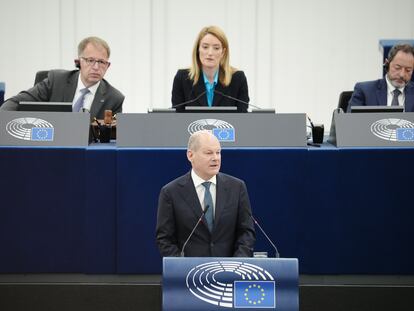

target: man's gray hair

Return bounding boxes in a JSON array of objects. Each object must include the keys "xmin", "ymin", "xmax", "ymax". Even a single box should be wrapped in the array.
[
  {"xmin": 187, "ymin": 130, "xmax": 216, "ymax": 151},
  {"xmin": 78, "ymin": 36, "xmax": 111, "ymax": 58}
]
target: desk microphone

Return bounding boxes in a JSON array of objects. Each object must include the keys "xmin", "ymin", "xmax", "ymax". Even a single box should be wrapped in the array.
[
  {"xmin": 181, "ymin": 205, "xmax": 210, "ymax": 257},
  {"xmin": 307, "ymin": 114, "xmax": 314, "ymax": 129},
  {"xmin": 213, "ymin": 90, "xmax": 262, "ymax": 110},
  {"xmin": 250, "ymin": 213, "xmax": 280, "ymax": 258},
  {"xmin": 172, "ymin": 91, "xmax": 207, "ymax": 109}
]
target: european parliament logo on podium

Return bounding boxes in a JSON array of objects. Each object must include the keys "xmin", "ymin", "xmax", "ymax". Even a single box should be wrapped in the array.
[
  {"xmin": 163, "ymin": 257, "xmax": 298, "ymax": 311},
  {"xmin": 234, "ymin": 281, "xmax": 275, "ymax": 308}
]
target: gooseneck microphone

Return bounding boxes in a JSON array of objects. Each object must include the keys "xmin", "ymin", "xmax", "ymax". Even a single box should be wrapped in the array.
[
  {"xmin": 307, "ymin": 115, "xmax": 315, "ymax": 129},
  {"xmin": 213, "ymin": 90, "xmax": 262, "ymax": 110},
  {"xmin": 250, "ymin": 214, "xmax": 280, "ymax": 258},
  {"xmin": 172, "ymin": 91, "xmax": 207, "ymax": 110},
  {"xmin": 180, "ymin": 205, "xmax": 210, "ymax": 257}
]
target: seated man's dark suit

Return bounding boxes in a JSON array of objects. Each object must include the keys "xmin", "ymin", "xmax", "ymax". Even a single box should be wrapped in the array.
[
  {"xmin": 156, "ymin": 172, "xmax": 256, "ymax": 257},
  {"xmin": 171, "ymin": 69, "xmax": 249, "ymax": 112},
  {"xmin": 0, "ymin": 69, "xmax": 124, "ymax": 119},
  {"xmin": 347, "ymin": 78, "xmax": 414, "ymax": 112}
]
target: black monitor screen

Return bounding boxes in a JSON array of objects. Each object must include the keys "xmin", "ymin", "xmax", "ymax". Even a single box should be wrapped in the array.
[
  {"xmin": 18, "ymin": 101, "xmax": 72, "ymax": 112},
  {"xmin": 350, "ymin": 106, "xmax": 404, "ymax": 113}
]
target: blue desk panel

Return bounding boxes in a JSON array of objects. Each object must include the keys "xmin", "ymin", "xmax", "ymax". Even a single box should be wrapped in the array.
[
  {"xmin": 1, "ymin": 145, "xmax": 413, "ymax": 274},
  {"xmin": 0, "ymin": 147, "xmax": 87, "ymax": 272}
]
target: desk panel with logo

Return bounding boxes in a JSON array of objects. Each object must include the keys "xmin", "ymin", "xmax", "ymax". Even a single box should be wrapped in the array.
[
  {"xmin": 0, "ymin": 111, "xmax": 90, "ymax": 146},
  {"xmin": 329, "ymin": 111, "xmax": 414, "ymax": 147},
  {"xmin": 117, "ymin": 113, "xmax": 306, "ymax": 147},
  {"xmin": 163, "ymin": 257, "xmax": 298, "ymax": 311}
]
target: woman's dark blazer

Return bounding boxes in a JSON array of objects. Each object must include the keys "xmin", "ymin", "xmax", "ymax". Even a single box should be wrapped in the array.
[{"xmin": 171, "ymin": 69, "xmax": 249, "ymax": 112}]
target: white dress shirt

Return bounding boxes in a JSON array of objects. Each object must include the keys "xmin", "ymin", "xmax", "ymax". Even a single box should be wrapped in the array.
[
  {"xmin": 386, "ymin": 75, "xmax": 405, "ymax": 107},
  {"xmin": 72, "ymin": 77, "xmax": 101, "ymax": 112}
]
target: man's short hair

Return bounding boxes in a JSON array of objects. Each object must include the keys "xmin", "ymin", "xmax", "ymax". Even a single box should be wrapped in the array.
[
  {"xmin": 388, "ymin": 43, "xmax": 414, "ymax": 62},
  {"xmin": 78, "ymin": 36, "xmax": 111, "ymax": 58},
  {"xmin": 188, "ymin": 130, "xmax": 216, "ymax": 151}
]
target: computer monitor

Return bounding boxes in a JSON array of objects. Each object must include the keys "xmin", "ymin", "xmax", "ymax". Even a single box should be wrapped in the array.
[
  {"xmin": 18, "ymin": 101, "xmax": 73, "ymax": 112},
  {"xmin": 184, "ymin": 106, "xmax": 238, "ymax": 113},
  {"xmin": 350, "ymin": 106, "xmax": 404, "ymax": 113}
]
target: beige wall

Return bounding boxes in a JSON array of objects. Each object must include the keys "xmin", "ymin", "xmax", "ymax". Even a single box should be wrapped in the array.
[{"xmin": 1, "ymin": 0, "xmax": 413, "ymax": 127}]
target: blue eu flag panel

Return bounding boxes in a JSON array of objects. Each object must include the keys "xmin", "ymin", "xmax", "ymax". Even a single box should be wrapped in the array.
[
  {"xmin": 31, "ymin": 127, "xmax": 54, "ymax": 141},
  {"xmin": 234, "ymin": 281, "xmax": 276, "ymax": 308},
  {"xmin": 396, "ymin": 128, "xmax": 414, "ymax": 141},
  {"xmin": 163, "ymin": 257, "xmax": 298, "ymax": 311},
  {"xmin": 212, "ymin": 128, "xmax": 235, "ymax": 142}
]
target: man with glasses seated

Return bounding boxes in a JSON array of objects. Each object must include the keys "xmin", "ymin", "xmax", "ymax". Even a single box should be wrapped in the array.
[{"xmin": 0, "ymin": 36, "xmax": 124, "ymax": 119}]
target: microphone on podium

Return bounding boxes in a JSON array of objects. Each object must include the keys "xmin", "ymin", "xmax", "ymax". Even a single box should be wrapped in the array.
[
  {"xmin": 213, "ymin": 90, "xmax": 264, "ymax": 111},
  {"xmin": 181, "ymin": 205, "xmax": 210, "ymax": 257},
  {"xmin": 250, "ymin": 213, "xmax": 280, "ymax": 258},
  {"xmin": 172, "ymin": 91, "xmax": 207, "ymax": 110}
]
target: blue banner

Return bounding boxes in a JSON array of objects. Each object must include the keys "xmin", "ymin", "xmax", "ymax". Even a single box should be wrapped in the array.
[
  {"xmin": 234, "ymin": 281, "xmax": 275, "ymax": 308},
  {"xmin": 396, "ymin": 128, "xmax": 414, "ymax": 141},
  {"xmin": 31, "ymin": 127, "xmax": 54, "ymax": 141},
  {"xmin": 212, "ymin": 128, "xmax": 235, "ymax": 142}
]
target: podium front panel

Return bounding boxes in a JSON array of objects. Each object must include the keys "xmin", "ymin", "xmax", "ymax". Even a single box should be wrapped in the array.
[
  {"xmin": 117, "ymin": 113, "xmax": 306, "ymax": 147},
  {"xmin": 0, "ymin": 111, "xmax": 90, "ymax": 146},
  {"xmin": 163, "ymin": 257, "xmax": 298, "ymax": 311},
  {"xmin": 329, "ymin": 111, "xmax": 414, "ymax": 147}
]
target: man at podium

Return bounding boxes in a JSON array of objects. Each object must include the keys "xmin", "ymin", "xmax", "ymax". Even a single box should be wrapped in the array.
[
  {"xmin": 348, "ymin": 43, "xmax": 414, "ymax": 112},
  {"xmin": 156, "ymin": 130, "xmax": 256, "ymax": 257}
]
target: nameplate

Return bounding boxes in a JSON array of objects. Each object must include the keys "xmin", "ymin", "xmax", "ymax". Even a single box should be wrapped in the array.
[
  {"xmin": 117, "ymin": 113, "xmax": 306, "ymax": 147},
  {"xmin": 0, "ymin": 111, "xmax": 90, "ymax": 146}
]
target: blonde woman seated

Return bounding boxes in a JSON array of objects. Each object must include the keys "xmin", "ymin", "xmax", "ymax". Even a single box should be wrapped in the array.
[{"xmin": 171, "ymin": 26, "xmax": 249, "ymax": 112}]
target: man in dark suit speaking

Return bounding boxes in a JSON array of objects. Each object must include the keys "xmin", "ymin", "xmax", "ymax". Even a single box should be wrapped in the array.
[
  {"xmin": 0, "ymin": 36, "xmax": 124, "ymax": 120},
  {"xmin": 156, "ymin": 130, "xmax": 256, "ymax": 257}
]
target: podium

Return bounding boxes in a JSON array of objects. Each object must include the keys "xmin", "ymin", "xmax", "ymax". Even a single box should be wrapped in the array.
[
  {"xmin": 163, "ymin": 257, "xmax": 298, "ymax": 311},
  {"xmin": 117, "ymin": 113, "xmax": 306, "ymax": 147},
  {"xmin": 0, "ymin": 111, "xmax": 90, "ymax": 146},
  {"xmin": 328, "ymin": 110, "xmax": 414, "ymax": 147}
]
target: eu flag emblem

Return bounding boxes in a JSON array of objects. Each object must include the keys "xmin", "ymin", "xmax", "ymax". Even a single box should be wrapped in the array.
[
  {"xmin": 396, "ymin": 128, "xmax": 414, "ymax": 141},
  {"xmin": 234, "ymin": 281, "xmax": 275, "ymax": 308},
  {"xmin": 31, "ymin": 127, "xmax": 54, "ymax": 141},
  {"xmin": 212, "ymin": 128, "xmax": 235, "ymax": 142}
]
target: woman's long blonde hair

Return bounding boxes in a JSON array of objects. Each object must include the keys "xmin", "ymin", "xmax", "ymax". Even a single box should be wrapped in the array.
[{"xmin": 189, "ymin": 26, "xmax": 236, "ymax": 87}]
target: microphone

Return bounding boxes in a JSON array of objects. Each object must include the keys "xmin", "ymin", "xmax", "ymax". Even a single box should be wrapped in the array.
[
  {"xmin": 172, "ymin": 90, "xmax": 207, "ymax": 109},
  {"xmin": 250, "ymin": 214, "xmax": 280, "ymax": 258},
  {"xmin": 213, "ymin": 90, "xmax": 263, "ymax": 111},
  {"xmin": 307, "ymin": 114, "xmax": 314, "ymax": 128},
  {"xmin": 181, "ymin": 205, "xmax": 210, "ymax": 257}
]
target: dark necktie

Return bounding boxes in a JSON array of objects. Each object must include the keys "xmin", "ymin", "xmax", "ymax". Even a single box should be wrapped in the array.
[
  {"xmin": 202, "ymin": 182, "xmax": 214, "ymax": 232},
  {"xmin": 391, "ymin": 89, "xmax": 401, "ymax": 106},
  {"xmin": 73, "ymin": 88, "xmax": 90, "ymax": 112}
]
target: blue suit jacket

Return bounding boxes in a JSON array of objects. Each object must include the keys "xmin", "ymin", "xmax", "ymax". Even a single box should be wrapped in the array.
[{"xmin": 348, "ymin": 78, "xmax": 414, "ymax": 112}]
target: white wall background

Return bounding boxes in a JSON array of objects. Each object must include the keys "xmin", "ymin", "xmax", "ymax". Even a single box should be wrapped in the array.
[{"xmin": 1, "ymin": 0, "xmax": 413, "ymax": 127}]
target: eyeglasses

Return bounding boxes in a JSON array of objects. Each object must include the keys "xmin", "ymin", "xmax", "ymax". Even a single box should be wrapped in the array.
[{"xmin": 80, "ymin": 57, "xmax": 110, "ymax": 67}]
